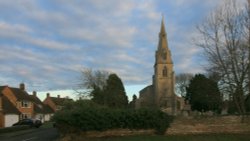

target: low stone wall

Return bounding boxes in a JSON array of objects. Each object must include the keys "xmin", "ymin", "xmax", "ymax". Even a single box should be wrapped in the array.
[
  {"xmin": 59, "ymin": 129, "xmax": 155, "ymax": 141},
  {"xmin": 83, "ymin": 129, "xmax": 154, "ymax": 137},
  {"xmin": 167, "ymin": 115, "xmax": 250, "ymax": 135}
]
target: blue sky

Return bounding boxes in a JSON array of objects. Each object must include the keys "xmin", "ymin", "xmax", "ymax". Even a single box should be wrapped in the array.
[{"xmin": 0, "ymin": 0, "xmax": 246, "ymax": 101}]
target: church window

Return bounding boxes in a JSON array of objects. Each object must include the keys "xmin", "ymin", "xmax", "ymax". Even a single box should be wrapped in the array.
[
  {"xmin": 162, "ymin": 52, "xmax": 167, "ymax": 60},
  {"xmin": 163, "ymin": 66, "xmax": 167, "ymax": 77}
]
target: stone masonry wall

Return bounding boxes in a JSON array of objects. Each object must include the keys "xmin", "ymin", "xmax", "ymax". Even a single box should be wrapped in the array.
[{"xmin": 167, "ymin": 116, "xmax": 250, "ymax": 135}]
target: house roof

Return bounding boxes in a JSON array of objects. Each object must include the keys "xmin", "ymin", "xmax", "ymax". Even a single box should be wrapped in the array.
[
  {"xmin": 8, "ymin": 87, "xmax": 33, "ymax": 101},
  {"xmin": 29, "ymin": 95, "xmax": 43, "ymax": 105},
  {"xmin": 30, "ymin": 94, "xmax": 54, "ymax": 114},
  {"xmin": 43, "ymin": 104, "xmax": 54, "ymax": 114},
  {"xmin": 0, "ymin": 86, "xmax": 6, "ymax": 91},
  {"xmin": 33, "ymin": 104, "xmax": 44, "ymax": 113},
  {"xmin": 0, "ymin": 85, "xmax": 32, "ymax": 101},
  {"xmin": 1, "ymin": 94, "xmax": 20, "ymax": 114},
  {"xmin": 50, "ymin": 97, "xmax": 73, "ymax": 106}
]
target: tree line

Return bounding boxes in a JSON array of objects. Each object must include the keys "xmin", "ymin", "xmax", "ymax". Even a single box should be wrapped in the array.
[
  {"xmin": 53, "ymin": 69, "xmax": 172, "ymax": 134},
  {"xmin": 175, "ymin": 0, "xmax": 250, "ymax": 116},
  {"xmin": 194, "ymin": 0, "xmax": 250, "ymax": 115},
  {"xmin": 78, "ymin": 68, "xmax": 129, "ymax": 108}
]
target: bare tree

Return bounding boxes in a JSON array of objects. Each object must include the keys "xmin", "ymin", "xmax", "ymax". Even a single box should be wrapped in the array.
[
  {"xmin": 245, "ymin": 0, "xmax": 250, "ymax": 96},
  {"xmin": 175, "ymin": 73, "xmax": 193, "ymax": 98},
  {"xmin": 75, "ymin": 68, "xmax": 110, "ymax": 98},
  {"xmin": 196, "ymin": 0, "xmax": 250, "ymax": 116}
]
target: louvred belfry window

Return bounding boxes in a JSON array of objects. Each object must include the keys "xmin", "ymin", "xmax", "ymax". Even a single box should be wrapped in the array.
[{"xmin": 163, "ymin": 66, "xmax": 167, "ymax": 77}]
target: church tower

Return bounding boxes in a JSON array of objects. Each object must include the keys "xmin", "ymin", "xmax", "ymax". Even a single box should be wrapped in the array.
[
  {"xmin": 153, "ymin": 17, "xmax": 176, "ymax": 114},
  {"xmin": 137, "ymin": 17, "xmax": 181, "ymax": 115}
]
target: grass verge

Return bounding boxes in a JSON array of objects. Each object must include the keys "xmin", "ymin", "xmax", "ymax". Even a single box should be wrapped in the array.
[
  {"xmin": 62, "ymin": 134, "xmax": 250, "ymax": 141},
  {"xmin": 0, "ymin": 125, "xmax": 30, "ymax": 134}
]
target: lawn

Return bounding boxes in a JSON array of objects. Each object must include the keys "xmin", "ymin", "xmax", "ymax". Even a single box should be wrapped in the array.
[{"xmin": 70, "ymin": 134, "xmax": 250, "ymax": 141}]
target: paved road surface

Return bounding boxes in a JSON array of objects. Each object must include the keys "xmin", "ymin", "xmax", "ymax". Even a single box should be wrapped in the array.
[{"xmin": 0, "ymin": 127, "xmax": 59, "ymax": 141}]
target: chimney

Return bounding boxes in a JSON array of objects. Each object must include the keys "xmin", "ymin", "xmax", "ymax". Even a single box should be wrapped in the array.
[
  {"xmin": 57, "ymin": 95, "xmax": 60, "ymax": 98},
  {"xmin": 20, "ymin": 83, "xmax": 25, "ymax": 91},
  {"xmin": 47, "ymin": 93, "xmax": 50, "ymax": 98},
  {"xmin": 33, "ymin": 91, "xmax": 37, "ymax": 97}
]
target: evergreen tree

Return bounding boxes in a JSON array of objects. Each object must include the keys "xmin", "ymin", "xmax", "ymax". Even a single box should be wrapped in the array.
[
  {"xmin": 91, "ymin": 85, "xmax": 104, "ymax": 105},
  {"xmin": 186, "ymin": 74, "xmax": 222, "ymax": 113},
  {"xmin": 104, "ymin": 74, "xmax": 128, "ymax": 108},
  {"xmin": 129, "ymin": 94, "xmax": 137, "ymax": 109},
  {"xmin": 90, "ymin": 73, "xmax": 128, "ymax": 108}
]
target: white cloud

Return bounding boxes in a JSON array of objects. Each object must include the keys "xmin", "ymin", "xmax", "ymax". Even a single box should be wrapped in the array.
[
  {"xmin": 0, "ymin": 22, "xmax": 32, "ymax": 33},
  {"xmin": 0, "ymin": 0, "xmax": 230, "ymax": 92}
]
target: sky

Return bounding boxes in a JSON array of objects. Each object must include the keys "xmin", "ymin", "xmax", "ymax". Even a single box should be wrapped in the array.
[{"xmin": 0, "ymin": 0, "xmax": 246, "ymax": 101}]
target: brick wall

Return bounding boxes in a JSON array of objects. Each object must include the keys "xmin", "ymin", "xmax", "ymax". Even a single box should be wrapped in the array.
[{"xmin": 2, "ymin": 87, "xmax": 17, "ymax": 106}]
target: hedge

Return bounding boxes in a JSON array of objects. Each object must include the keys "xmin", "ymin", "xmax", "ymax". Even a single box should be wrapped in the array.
[{"xmin": 53, "ymin": 100, "xmax": 173, "ymax": 135}]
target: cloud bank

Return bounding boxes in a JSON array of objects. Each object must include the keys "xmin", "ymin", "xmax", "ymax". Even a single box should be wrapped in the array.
[{"xmin": 1, "ymin": 0, "xmax": 245, "ymax": 92}]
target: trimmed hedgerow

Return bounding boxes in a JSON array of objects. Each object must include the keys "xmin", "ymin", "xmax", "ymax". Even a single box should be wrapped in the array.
[{"xmin": 52, "ymin": 100, "xmax": 173, "ymax": 135}]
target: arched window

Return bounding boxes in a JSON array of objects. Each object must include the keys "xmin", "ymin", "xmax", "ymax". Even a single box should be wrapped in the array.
[{"xmin": 163, "ymin": 66, "xmax": 167, "ymax": 77}]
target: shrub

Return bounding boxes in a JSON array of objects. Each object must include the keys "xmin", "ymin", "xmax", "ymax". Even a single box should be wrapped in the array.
[{"xmin": 53, "ymin": 100, "xmax": 173, "ymax": 135}]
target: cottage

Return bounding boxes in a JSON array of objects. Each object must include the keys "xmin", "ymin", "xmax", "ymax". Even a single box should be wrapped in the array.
[
  {"xmin": 0, "ymin": 93, "xmax": 20, "ymax": 127},
  {"xmin": 0, "ymin": 83, "xmax": 55, "ymax": 127},
  {"xmin": 43, "ymin": 93, "xmax": 72, "ymax": 112},
  {"xmin": 29, "ymin": 91, "xmax": 54, "ymax": 122}
]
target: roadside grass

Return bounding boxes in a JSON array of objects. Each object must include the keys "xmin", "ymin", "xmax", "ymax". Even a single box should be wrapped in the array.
[
  {"xmin": 0, "ymin": 122, "xmax": 54, "ymax": 137},
  {"xmin": 70, "ymin": 134, "xmax": 250, "ymax": 141},
  {"xmin": 0, "ymin": 121, "xmax": 53, "ymax": 134},
  {"xmin": 41, "ymin": 121, "xmax": 54, "ymax": 129},
  {"xmin": 0, "ymin": 125, "xmax": 30, "ymax": 134}
]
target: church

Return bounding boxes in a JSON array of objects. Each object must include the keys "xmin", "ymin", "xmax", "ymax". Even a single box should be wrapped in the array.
[{"xmin": 136, "ymin": 18, "xmax": 186, "ymax": 115}]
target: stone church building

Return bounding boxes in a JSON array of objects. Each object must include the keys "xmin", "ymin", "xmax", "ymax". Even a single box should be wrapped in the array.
[{"xmin": 136, "ymin": 18, "xmax": 186, "ymax": 115}]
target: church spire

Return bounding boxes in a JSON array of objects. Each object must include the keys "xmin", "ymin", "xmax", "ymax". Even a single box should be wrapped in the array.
[
  {"xmin": 158, "ymin": 15, "xmax": 169, "ymax": 50},
  {"xmin": 160, "ymin": 15, "xmax": 166, "ymax": 36},
  {"xmin": 156, "ymin": 15, "xmax": 172, "ymax": 64}
]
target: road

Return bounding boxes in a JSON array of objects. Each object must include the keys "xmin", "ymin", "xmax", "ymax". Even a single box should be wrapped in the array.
[{"xmin": 0, "ymin": 127, "xmax": 59, "ymax": 141}]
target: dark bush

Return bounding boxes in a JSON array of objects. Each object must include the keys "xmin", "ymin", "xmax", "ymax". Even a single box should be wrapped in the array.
[{"xmin": 53, "ymin": 100, "xmax": 173, "ymax": 135}]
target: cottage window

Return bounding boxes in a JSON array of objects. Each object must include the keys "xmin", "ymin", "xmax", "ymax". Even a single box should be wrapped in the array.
[
  {"xmin": 21, "ymin": 101, "xmax": 30, "ymax": 108},
  {"xmin": 20, "ymin": 113, "xmax": 31, "ymax": 119}
]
